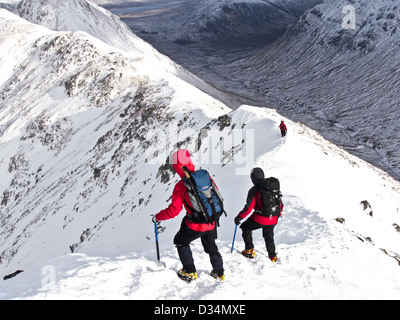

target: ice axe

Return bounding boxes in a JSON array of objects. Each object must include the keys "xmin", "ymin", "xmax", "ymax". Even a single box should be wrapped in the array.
[
  {"xmin": 231, "ymin": 225, "xmax": 238, "ymax": 253},
  {"xmin": 153, "ymin": 219, "xmax": 161, "ymax": 262}
]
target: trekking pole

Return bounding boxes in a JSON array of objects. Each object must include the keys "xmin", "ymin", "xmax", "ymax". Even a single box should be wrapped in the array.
[
  {"xmin": 154, "ymin": 220, "xmax": 161, "ymax": 262},
  {"xmin": 231, "ymin": 225, "xmax": 238, "ymax": 253}
]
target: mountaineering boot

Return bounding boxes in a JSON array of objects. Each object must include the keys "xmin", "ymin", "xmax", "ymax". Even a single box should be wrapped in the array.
[
  {"xmin": 270, "ymin": 256, "xmax": 278, "ymax": 263},
  {"xmin": 177, "ymin": 269, "xmax": 198, "ymax": 283},
  {"xmin": 210, "ymin": 270, "xmax": 225, "ymax": 282},
  {"xmin": 241, "ymin": 248, "xmax": 256, "ymax": 259}
]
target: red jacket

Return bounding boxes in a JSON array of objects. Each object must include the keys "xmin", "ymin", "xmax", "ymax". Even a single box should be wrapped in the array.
[
  {"xmin": 155, "ymin": 179, "xmax": 216, "ymax": 232},
  {"xmin": 238, "ymin": 187, "xmax": 283, "ymax": 225},
  {"xmin": 155, "ymin": 149, "xmax": 216, "ymax": 232}
]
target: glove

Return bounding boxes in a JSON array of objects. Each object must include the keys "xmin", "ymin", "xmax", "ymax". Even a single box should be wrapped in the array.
[
  {"xmin": 234, "ymin": 215, "xmax": 242, "ymax": 225},
  {"xmin": 152, "ymin": 215, "xmax": 165, "ymax": 235}
]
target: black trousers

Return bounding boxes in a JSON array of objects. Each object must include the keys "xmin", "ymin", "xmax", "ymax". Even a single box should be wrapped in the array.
[
  {"xmin": 240, "ymin": 218, "xmax": 277, "ymax": 258},
  {"xmin": 174, "ymin": 219, "xmax": 224, "ymax": 276}
]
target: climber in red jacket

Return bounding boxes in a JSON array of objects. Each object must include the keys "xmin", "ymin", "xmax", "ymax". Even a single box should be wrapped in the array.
[
  {"xmin": 154, "ymin": 149, "xmax": 225, "ymax": 282},
  {"xmin": 234, "ymin": 167, "xmax": 283, "ymax": 262},
  {"xmin": 279, "ymin": 121, "xmax": 287, "ymax": 137}
]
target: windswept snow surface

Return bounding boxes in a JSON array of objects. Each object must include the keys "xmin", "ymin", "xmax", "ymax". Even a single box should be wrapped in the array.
[
  {"xmin": 0, "ymin": 1, "xmax": 400, "ymax": 300},
  {"xmin": 2, "ymin": 103, "xmax": 400, "ymax": 299}
]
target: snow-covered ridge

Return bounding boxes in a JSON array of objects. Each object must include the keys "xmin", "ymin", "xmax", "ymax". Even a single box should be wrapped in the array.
[
  {"xmin": 2, "ymin": 98, "xmax": 400, "ymax": 299},
  {"xmin": 0, "ymin": 7, "xmax": 228, "ymax": 270},
  {"xmin": 17, "ymin": 0, "xmax": 141, "ymax": 53},
  {"xmin": 14, "ymin": 0, "xmax": 237, "ymax": 111},
  {"xmin": 0, "ymin": 0, "xmax": 399, "ymax": 299}
]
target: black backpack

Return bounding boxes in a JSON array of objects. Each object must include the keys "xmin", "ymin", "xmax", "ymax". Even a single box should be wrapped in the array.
[
  {"xmin": 257, "ymin": 177, "xmax": 282, "ymax": 218},
  {"xmin": 183, "ymin": 169, "xmax": 226, "ymax": 225}
]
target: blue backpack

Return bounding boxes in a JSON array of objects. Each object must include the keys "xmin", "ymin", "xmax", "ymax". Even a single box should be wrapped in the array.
[{"xmin": 183, "ymin": 169, "xmax": 225, "ymax": 225}]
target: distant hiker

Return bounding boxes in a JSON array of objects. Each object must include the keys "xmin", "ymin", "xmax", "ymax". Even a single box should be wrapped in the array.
[
  {"xmin": 279, "ymin": 121, "xmax": 287, "ymax": 137},
  {"xmin": 234, "ymin": 167, "xmax": 283, "ymax": 262},
  {"xmin": 154, "ymin": 149, "xmax": 225, "ymax": 282}
]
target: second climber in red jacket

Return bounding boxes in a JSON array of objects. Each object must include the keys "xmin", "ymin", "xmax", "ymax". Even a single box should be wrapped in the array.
[
  {"xmin": 154, "ymin": 149, "xmax": 225, "ymax": 282},
  {"xmin": 279, "ymin": 121, "xmax": 287, "ymax": 137},
  {"xmin": 234, "ymin": 167, "xmax": 283, "ymax": 262}
]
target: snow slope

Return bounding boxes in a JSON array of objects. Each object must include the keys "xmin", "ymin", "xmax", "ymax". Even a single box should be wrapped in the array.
[
  {"xmin": 2, "ymin": 105, "xmax": 400, "ymax": 300},
  {"xmin": 0, "ymin": 0, "xmax": 400, "ymax": 300},
  {"xmin": 17, "ymin": 0, "xmax": 152, "ymax": 54},
  {"xmin": 15, "ymin": 0, "xmax": 238, "ymax": 118},
  {"xmin": 0, "ymin": 6, "xmax": 228, "ymax": 271}
]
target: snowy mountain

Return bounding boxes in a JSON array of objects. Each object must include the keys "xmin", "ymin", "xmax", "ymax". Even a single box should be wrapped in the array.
[
  {"xmin": 220, "ymin": 0, "xmax": 400, "ymax": 181},
  {"xmin": 0, "ymin": 3, "xmax": 228, "ymax": 273},
  {"xmin": 125, "ymin": 0, "xmax": 323, "ymax": 43},
  {"xmin": 0, "ymin": 0, "xmax": 400, "ymax": 300},
  {"xmin": 16, "ymin": 0, "xmax": 237, "ymax": 108},
  {"xmin": 117, "ymin": 0, "xmax": 400, "ymax": 184},
  {"xmin": 17, "ymin": 0, "xmax": 139, "ymax": 52}
]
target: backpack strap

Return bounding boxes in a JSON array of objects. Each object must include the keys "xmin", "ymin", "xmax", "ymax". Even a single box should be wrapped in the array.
[{"xmin": 211, "ymin": 187, "xmax": 226, "ymax": 217}]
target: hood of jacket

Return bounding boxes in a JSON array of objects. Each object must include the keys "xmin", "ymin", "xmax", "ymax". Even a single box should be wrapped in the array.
[
  {"xmin": 171, "ymin": 149, "xmax": 195, "ymax": 178},
  {"xmin": 251, "ymin": 167, "xmax": 265, "ymax": 186}
]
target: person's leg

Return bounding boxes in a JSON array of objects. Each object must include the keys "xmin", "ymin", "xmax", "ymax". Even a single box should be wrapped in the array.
[
  {"xmin": 242, "ymin": 228, "xmax": 254, "ymax": 250},
  {"xmin": 201, "ymin": 228, "xmax": 223, "ymax": 276},
  {"xmin": 240, "ymin": 218, "xmax": 263, "ymax": 250},
  {"xmin": 262, "ymin": 225, "xmax": 277, "ymax": 259},
  {"xmin": 173, "ymin": 223, "xmax": 202, "ymax": 274}
]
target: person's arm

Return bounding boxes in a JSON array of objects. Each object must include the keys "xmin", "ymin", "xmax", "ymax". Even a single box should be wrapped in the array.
[
  {"xmin": 155, "ymin": 181, "xmax": 185, "ymax": 221},
  {"xmin": 237, "ymin": 187, "xmax": 259, "ymax": 221}
]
